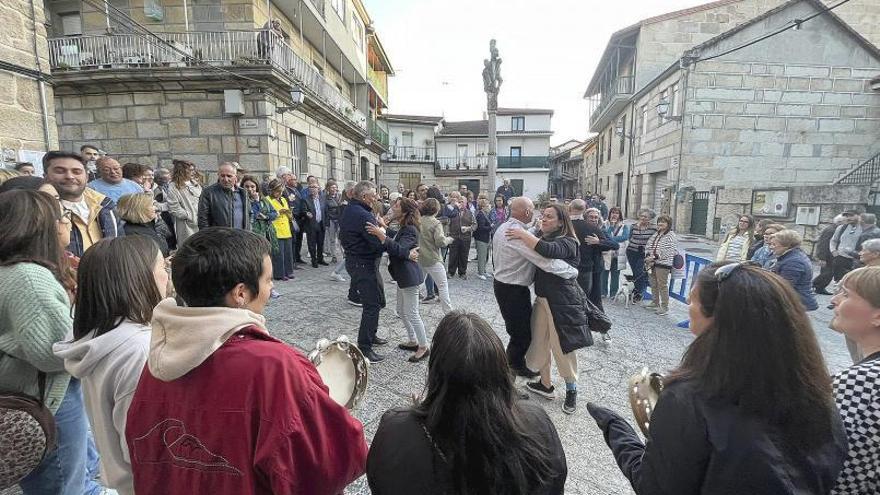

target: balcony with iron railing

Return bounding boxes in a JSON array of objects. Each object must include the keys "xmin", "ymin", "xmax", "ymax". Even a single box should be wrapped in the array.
[
  {"xmin": 436, "ymin": 156, "xmax": 488, "ymax": 174},
  {"xmin": 367, "ymin": 117, "xmax": 389, "ymax": 148},
  {"xmin": 387, "ymin": 146, "xmax": 435, "ymax": 162},
  {"xmin": 588, "ymin": 75, "xmax": 634, "ymax": 132},
  {"xmin": 498, "ymin": 155, "xmax": 550, "ymax": 169},
  {"xmin": 46, "ymin": 30, "xmax": 367, "ymax": 131}
]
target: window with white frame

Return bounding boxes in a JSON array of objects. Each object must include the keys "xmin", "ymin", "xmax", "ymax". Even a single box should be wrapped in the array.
[
  {"xmin": 401, "ymin": 131, "xmax": 413, "ymax": 147},
  {"xmin": 330, "ymin": 0, "xmax": 345, "ymax": 20},
  {"xmin": 59, "ymin": 12, "xmax": 82, "ymax": 36},
  {"xmin": 511, "ymin": 116, "xmax": 525, "ymax": 131},
  {"xmin": 351, "ymin": 12, "xmax": 364, "ymax": 50},
  {"xmin": 641, "ymin": 104, "xmax": 648, "ymax": 136},
  {"xmin": 671, "ymin": 82, "xmax": 681, "ymax": 118},
  {"xmin": 659, "ymin": 89, "xmax": 669, "ymax": 124}
]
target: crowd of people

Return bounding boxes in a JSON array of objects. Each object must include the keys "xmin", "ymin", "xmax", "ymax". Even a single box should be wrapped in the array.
[{"xmin": 0, "ymin": 150, "xmax": 878, "ymax": 495}]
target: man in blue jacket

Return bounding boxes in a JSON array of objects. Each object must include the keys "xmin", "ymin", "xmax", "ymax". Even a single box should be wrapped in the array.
[{"xmin": 339, "ymin": 181, "xmax": 388, "ymax": 363}]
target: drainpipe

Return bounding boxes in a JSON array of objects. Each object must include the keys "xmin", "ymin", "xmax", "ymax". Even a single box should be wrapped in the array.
[
  {"xmin": 28, "ymin": 0, "xmax": 52, "ymax": 150},
  {"xmin": 670, "ymin": 59, "xmax": 691, "ymax": 230}
]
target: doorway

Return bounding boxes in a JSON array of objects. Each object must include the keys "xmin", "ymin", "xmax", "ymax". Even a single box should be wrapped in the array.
[
  {"xmin": 458, "ymin": 179, "xmax": 480, "ymax": 197},
  {"xmin": 690, "ymin": 191, "xmax": 710, "ymax": 235}
]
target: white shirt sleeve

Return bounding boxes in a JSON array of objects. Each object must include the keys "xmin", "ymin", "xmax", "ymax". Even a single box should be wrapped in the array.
[{"xmin": 508, "ymin": 238, "xmax": 579, "ymax": 280}]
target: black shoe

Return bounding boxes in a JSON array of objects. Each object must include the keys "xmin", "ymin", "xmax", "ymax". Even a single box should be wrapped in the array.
[
  {"xmin": 513, "ymin": 366, "xmax": 540, "ymax": 379},
  {"xmin": 364, "ymin": 350, "xmax": 385, "ymax": 363},
  {"xmin": 373, "ymin": 336, "xmax": 389, "ymax": 346},
  {"xmin": 562, "ymin": 389, "xmax": 577, "ymax": 415},
  {"xmin": 422, "ymin": 294, "xmax": 437, "ymax": 303},
  {"xmin": 408, "ymin": 349, "xmax": 430, "ymax": 362},
  {"xmin": 525, "ymin": 381, "xmax": 555, "ymax": 400},
  {"xmin": 317, "ymin": 260, "xmax": 329, "ymax": 266},
  {"xmin": 398, "ymin": 342, "xmax": 419, "ymax": 351},
  {"xmin": 312, "ymin": 261, "xmax": 319, "ymax": 268}
]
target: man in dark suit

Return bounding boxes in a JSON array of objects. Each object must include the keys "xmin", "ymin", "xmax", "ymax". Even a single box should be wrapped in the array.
[
  {"xmin": 301, "ymin": 182, "xmax": 328, "ymax": 267},
  {"xmin": 569, "ymin": 199, "xmax": 617, "ymax": 311}
]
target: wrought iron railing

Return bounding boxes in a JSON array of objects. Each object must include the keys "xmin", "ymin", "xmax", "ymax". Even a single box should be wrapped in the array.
[
  {"xmin": 589, "ymin": 75, "xmax": 634, "ymax": 126},
  {"xmin": 835, "ymin": 151, "xmax": 880, "ymax": 186},
  {"xmin": 388, "ymin": 146, "xmax": 434, "ymax": 162},
  {"xmin": 437, "ymin": 156, "xmax": 488, "ymax": 171},
  {"xmin": 47, "ymin": 30, "xmax": 367, "ymax": 131},
  {"xmin": 498, "ymin": 155, "xmax": 550, "ymax": 168},
  {"xmin": 367, "ymin": 117, "xmax": 388, "ymax": 148}
]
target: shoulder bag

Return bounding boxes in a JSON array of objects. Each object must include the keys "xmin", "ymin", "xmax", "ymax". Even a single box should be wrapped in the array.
[{"xmin": 0, "ymin": 373, "xmax": 56, "ymax": 488}]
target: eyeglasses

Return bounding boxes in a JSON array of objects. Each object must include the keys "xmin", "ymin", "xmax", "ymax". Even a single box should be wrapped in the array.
[{"xmin": 714, "ymin": 261, "xmax": 759, "ymax": 282}]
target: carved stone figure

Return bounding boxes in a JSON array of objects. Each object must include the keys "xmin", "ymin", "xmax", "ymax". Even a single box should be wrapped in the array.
[{"xmin": 483, "ymin": 39, "xmax": 502, "ymax": 110}]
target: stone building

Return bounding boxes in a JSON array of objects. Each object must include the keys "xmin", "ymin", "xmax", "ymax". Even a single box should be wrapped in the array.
[
  {"xmin": 379, "ymin": 108, "xmax": 554, "ymax": 198},
  {"xmin": 549, "ymin": 139, "xmax": 585, "ymax": 199},
  {"xmin": 1, "ymin": 0, "xmax": 58, "ymax": 170},
  {"xmin": 45, "ymin": 0, "xmax": 392, "ymax": 181},
  {"xmin": 584, "ymin": 0, "xmax": 880, "ymax": 254}
]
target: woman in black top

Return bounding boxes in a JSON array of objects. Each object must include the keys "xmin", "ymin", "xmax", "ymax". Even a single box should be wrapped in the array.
[
  {"xmin": 587, "ymin": 262, "xmax": 847, "ymax": 495},
  {"xmin": 473, "ymin": 197, "xmax": 492, "ymax": 280},
  {"xmin": 117, "ymin": 193, "xmax": 170, "ymax": 257},
  {"xmin": 506, "ymin": 204, "xmax": 592, "ymax": 415},
  {"xmin": 367, "ymin": 311, "xmax": 567, "ymax": 494}
]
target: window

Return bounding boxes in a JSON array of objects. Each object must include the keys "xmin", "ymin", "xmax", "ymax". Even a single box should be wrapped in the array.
[
  {"xmin": 510, "ymin": 146, "xmax": 522, "ymax": 162},
  {"xmin": 671, "ymin": 82, "xmax": 681, "ymax": 118},
  {"xmin": 619, "ymin": 115, "xmax": 626, "ymax": 156},
  {"xmin": 599, "ymin": 133, "xmax": 604, "ymax": 165},
  {"xmin": 351, "ymin": 12, "xmax": 364, "ymax": 50},
  {"xmin": 401, "ymin": 131, "xmax": 413, "ymax": 147},
  {"xmin": 400, "ymin": 172, "xmax": 420, "ymax": 191},
  {"xmin": 330, "ymin": 0, "xmax": 345, "ymax": 20},
  {"xmin": 290, "ymin": 131, "xmax": 307, "ymax": 177},
  {"xmin": 457, "ymin": 144, "xmax": 469, "ymax": 166},
  {"xmin": 607, "ymin": 129, "xmax": 612, "ymax": 160},
  {"xmin": 59, "ymin": 12, "xmax": 82, "ymax": 36},
  {"xmin": 510, "ymin": 179, "xmax": 524, "ymax": 196},
  {"xmin": 641, "ymin": 104, "xmax": 648, "ymax": 136},
  {"xmin": 659, "ymin": 89, "xmax": 669, "ymax": 124},
  {"xmin": 511, "ymin": 116, "xmax": 525, "ymax": 131},
  {"xmin": 325, "ymin": 144, "xmax": 336, "ymax": 178}
]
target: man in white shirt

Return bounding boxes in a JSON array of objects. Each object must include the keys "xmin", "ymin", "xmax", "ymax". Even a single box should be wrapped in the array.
[{"xmin": 492, "ymin": 196, "xmax": 578, "ymax": 377}]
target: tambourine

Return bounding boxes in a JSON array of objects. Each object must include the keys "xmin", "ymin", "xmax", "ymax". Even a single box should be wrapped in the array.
[
  {"xmin": 308, "ymin": 335, "xmax": 369, "ymax": 410},
  {"xmin": 627, "ymin": 367, "xmax": 664, "ymax": 437}
]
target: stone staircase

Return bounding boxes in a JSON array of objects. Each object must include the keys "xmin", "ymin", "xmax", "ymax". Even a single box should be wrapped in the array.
[{"xmin": 834, "ymin": 149, "xmax": 880, "ymax": 186}]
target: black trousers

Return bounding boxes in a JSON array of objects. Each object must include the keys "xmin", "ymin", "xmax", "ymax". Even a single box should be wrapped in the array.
[
  {"xmin": 306, "ymin": 225, "xmax": 325, "ymax": 263},
  {"xmin": 448, "ymin": 237, "xmax": 471, "ymax": 276},
  {"xmin": 347, "ymin": 258, "xmax": 385, "ymax": 354},
  {"xmin": 577, "ymin": 270, "xmax": 604, "ymax": 312},
  {"xmin": 294, "ymin": 229, "xmax": 305, "ymax": 262},
  {"xmin": 832, "ymin": 256, "xmax": 854, "ymax": 281},
  {"xmin": 812, "ymin": 258, "xmax": 834, "ymax": 291},
  {"xmin": 493, "ymin": 280, "xmax": 532, "ymax": 370}
]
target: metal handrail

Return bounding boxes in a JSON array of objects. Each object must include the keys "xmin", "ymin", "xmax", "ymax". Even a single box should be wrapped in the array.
[
  {"xmin": 367, "ymin": 118, "xmax": 388, "ymax": 147},
  {"xmin": 47, "ymin": 30, "xmax": 367, "ymax": 131},
  {"xmin": 835, "ymin": 151, "xmax": 880, "ymax": 185},
  {"xmin": 437, "ymin": 156, "xmax": 488, "ymax": 170},
  {"xmin": 389, "ymin": 146, "xmax": 434, "ymax": 161}
]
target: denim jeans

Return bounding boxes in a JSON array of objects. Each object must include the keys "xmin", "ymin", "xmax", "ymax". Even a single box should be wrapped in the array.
[
  {"xmin": 272, "ymin": 237, "xmax": 294, "ymax": 279},
  {"xmin": 601, "ymin": 267, "xmax": 621, "ymax": 297},
  {"xmin": 626, "ymin": 249, "xmax": 649, "ymax": 298},
  {"xmin": 424, "ymin": 274, "xmax": 435, "ymax": 297},
  {"xmin": 324, "ymin": 220, "xmax": 339, "ymax": 258},
  {"xmin": 422, "ymin": 262, "xmax": 453, "ymax": 313},
  {"xmin": 20, "ymin": 378, "xmax": 103, "ymax": 495},
  {"xmin": 396, "ymin": 285, "xmax": 428, "ymax": 347}
]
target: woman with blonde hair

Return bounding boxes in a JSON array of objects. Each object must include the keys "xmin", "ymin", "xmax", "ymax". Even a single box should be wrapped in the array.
[
  {"xmin": 165, "ymin": 159, "xmax": 202, "ymax": 243},
  {"xmin": 750, "ymin": 223, "xmax": 785, "ymax": 268},
  {"xmin": 716, "ymin": 215, "xmax": 754, "ymax": 262},
  {"xmin": 768, "ymin": 229, "xmax": 818, "ymax": 311},
  {"xmin": 117, "ymin": 193, "xmax": 169, "ymax": 257},
  {"xmin": 265, "ymin": 179, "xmax": 294, "ymax": 281},
  {"xmin": 829, "ymin": 266, "xmax": 880, "ymax": 492}
]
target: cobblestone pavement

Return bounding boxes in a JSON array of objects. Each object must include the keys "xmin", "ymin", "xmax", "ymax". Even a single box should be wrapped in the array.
[{"xmin": 266, "ymin": 251, "xmax": 852, "ymax": 495}]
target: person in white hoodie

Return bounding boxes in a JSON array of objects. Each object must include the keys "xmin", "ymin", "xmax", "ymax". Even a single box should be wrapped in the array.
[{"xmin": 54, "ymin": 235, "xmax": 168, "ymax": 495}]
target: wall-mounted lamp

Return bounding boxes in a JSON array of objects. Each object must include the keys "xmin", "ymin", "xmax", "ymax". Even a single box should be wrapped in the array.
[
  {"xmin": 276, "ymin": 88, "xmax": 305, "ymax": 114},
  {"xmin": 656, "ymin": 98, "xmax": 682, "ymax": 122}
]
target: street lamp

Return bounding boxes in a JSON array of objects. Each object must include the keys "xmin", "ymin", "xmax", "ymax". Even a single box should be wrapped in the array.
[
  {"xmin": 656, "ymin": 98, "xmax": 681, "ymax": 122},
  {"xmin": 276, "ymin": 88, "xmax": 305, "ymax": 114}
]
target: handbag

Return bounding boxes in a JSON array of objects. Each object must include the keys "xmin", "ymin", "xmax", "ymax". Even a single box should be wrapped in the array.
[
  {"xmin": 586, "ymin": 298, "xmax": 612, "ymax": 334},
  {"xmin": 0, "ymin": 373, "xmax": 56, "ymax": 489}
]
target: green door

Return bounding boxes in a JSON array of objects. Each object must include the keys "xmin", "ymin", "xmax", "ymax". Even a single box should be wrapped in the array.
[{"xmin": 690, "ymin": 191, "xmax": 710, "ymax": 235}]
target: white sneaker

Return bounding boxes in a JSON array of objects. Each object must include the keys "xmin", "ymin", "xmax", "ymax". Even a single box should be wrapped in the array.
[
  {"xmin": 330, "ymin": 273, "xmax": 346, "ymax": 282},
  {"xmin": 601, "ymin": 333, "xmax": 612, "ymax": 345},
  {"xmin": 477, "ymin": 274, "xmax": 487, "ymax": 280}
]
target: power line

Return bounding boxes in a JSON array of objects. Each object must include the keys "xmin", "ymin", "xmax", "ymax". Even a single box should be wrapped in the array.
[
  {"xmin": 78, "ymin": 0, "xmax": 267, "ymax": 85},
  {"xmin": 693, "ymin": 0, "xmax": 851, "ymax": 63}
]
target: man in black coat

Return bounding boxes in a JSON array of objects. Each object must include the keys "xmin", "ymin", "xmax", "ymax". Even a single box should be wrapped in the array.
[
  {"xmin": 812, "ymin": 214, "xmax": 845, "ymax": 294},
  {"xmin": 197, "ymin": 162, "xmax": 250, "ymax": 230},
  {"xmin": 300, "ymin": 182, "xmax": 328, "ymax": 267},
  {"xmin": 569, "ymin": 199, "xmax": 617, "ymax": 311}
]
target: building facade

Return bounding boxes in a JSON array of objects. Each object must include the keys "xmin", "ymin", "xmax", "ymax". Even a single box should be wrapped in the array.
[
  {"xmin": 45, "ymin": 0, "xmax": 392, "ymax": 181},
  {"xmin": 549, "ymin": 139, "xmax": 584, "ymax": 199},
  {"xmin": 1, "ymin": 0, "xmax": 58, "ymax": 170},
  {"xmin": 379, "ymin": 108, "xmax": 554, "ymax": 198},
  {"xmin": 584, "ymin": 0, "xmax": 880, "ymax": 255}
]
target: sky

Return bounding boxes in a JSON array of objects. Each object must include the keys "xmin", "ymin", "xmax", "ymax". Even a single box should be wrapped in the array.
[{"xmin": 368, "ymin": 0, "xmax": 715, "ymax": 145}]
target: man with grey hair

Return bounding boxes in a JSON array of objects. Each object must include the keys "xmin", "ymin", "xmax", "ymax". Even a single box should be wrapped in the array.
[
  {"xmin": 277, "ymin": 166, "xmax": 306, "ymax": 263},
  {"xmin": 339, "ymin": 181, "xmax": 389, "ymax": 363},
  {"xmin": 855, "ymin": 213, "xmax": 880, "ymax": 255},
  {"xmin": 197, "ymin": 162, "xmax": 250, "ymax": 230},
  {"xmin": 492, "ymin": 196, "xmax": 579, "ymax": 377}
]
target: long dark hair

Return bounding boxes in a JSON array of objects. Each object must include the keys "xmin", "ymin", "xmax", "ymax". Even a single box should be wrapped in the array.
[
  {"xmin": 171, "ymin": 159, "xmax": 199, "ymax": 188},
  {"xmin": 667, "ymin": 262, "xmax": 836, "ymax": 449},
  {"xmin": 0, "ymin": 189, "xmax": 71, "ymax": 291},
  {"xmin": 397, "ymin": 197, "xmax": 421, "ymax": 227},
  {"xmin": 73, "ymin": 236, "xmax": 163, "ymax": 339},
  {"xmin": 538, "ymin": 203, "xmax": 577, "ymax": 242},
  {"xmin": 415, "ymin": 312, "xmax": 558, "ymax": 494}
]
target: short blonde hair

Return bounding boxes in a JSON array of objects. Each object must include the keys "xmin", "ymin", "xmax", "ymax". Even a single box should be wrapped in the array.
[
  {"xmin": 116, "ymin": 193, "xmax": 155, "ymax": 224},
  {"xmin": 772, "ymin": 229, "xmax": 802, "ymax": 248},
  {"xmin": 841, "ymin": 266, "xmax": 880, "ymax": 308}
]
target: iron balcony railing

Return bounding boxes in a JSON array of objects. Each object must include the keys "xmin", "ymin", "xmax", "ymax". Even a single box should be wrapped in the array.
[
  {"xmin": 498, "ymin": 155, "xmax": 550, "ymax": 169},
  {"xmin": 437, "ymin": 156, "xmax": 488, "ymax": 171},
  {"xmin": 367, "ymin": 117, "xmax": 389, "ymax": 148},
  {"xmin": 589, "ymin": 75, "xmax": 634, "ymax": 126},
  {"xmin": 388, "ymin": 146, "xmax": 435, "ymax": 162},
  {"xmin": 47, "ymin": 30, "xmax": 367, "ymax": 131},
  {"xmin": 835, "ymin": 150, "xmax": 880, "ymax": 185}
]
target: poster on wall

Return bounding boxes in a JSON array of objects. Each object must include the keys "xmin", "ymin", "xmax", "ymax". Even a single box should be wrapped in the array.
[
  {"xmin": 18, "ymin": 150, "xmax": 46, "ymax": 177},
  {"xmin": 795, "ymin": 206, "xmax": 821, "ymax": 226},
  {"xmin": 751, "ymin": 189, "xmax": 790, "ymax": 218}
]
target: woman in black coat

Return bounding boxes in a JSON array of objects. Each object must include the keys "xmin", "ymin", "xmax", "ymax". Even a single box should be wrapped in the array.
[
  {"xmin": 506, "ymin": 204, "xmax": 591, "ymax": 415},
  {"xmin": 117, "ymin": 193, "xmax": 170, "ymax": 257},
  {"xmin": 367, "ymin": 198, "xmax": 428, "ymax": 362},
  {"xmin": 587, "ymin": 262, "xmax": 847, "ymax": 495}
]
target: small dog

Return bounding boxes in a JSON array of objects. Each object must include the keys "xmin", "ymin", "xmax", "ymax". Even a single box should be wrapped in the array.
[{"xmin": 614, "ymin": 271, "xmax": 637, "ymax": 309}]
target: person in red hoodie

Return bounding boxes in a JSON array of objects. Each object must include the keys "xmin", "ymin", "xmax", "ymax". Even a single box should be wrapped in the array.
[{"xmin": 125, "ymin": 226, "xmax": 367, "ymax": 494}]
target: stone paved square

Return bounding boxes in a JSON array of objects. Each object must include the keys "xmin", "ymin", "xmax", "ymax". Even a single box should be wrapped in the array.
[{"xmin": 265, "ymin": 253, "xmax": 852, "ymax": 495}]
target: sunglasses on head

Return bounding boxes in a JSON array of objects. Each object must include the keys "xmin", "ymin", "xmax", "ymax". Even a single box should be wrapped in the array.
[{"xmin": 714, "ymin": 261, "xmax": 760, "ymax": 283}]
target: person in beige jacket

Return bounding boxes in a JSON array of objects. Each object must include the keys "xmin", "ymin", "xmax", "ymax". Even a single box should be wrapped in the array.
[{"xmin": 165, "ymin": 159, "xmax": 202, "ymax": 244}]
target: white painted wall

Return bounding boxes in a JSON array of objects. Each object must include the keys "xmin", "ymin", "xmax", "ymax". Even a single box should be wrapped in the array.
[
  {"xmin": 436, "ymin": 138, "xmax": 487, "ymax": 158},
  {"xmin": 498, "ymin": 137, "xmax": 550, "ymax": 156},
  {"xmin": 387, "ymin": 122, "xmax": 437, "ymax": 149},
  {"xmin": 494, "ymin": 171, "xmax": 548, "ymax": 198},
  {"xmin": 496, "ymin": 113, "xmax": 552, "ymax": 131}
]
